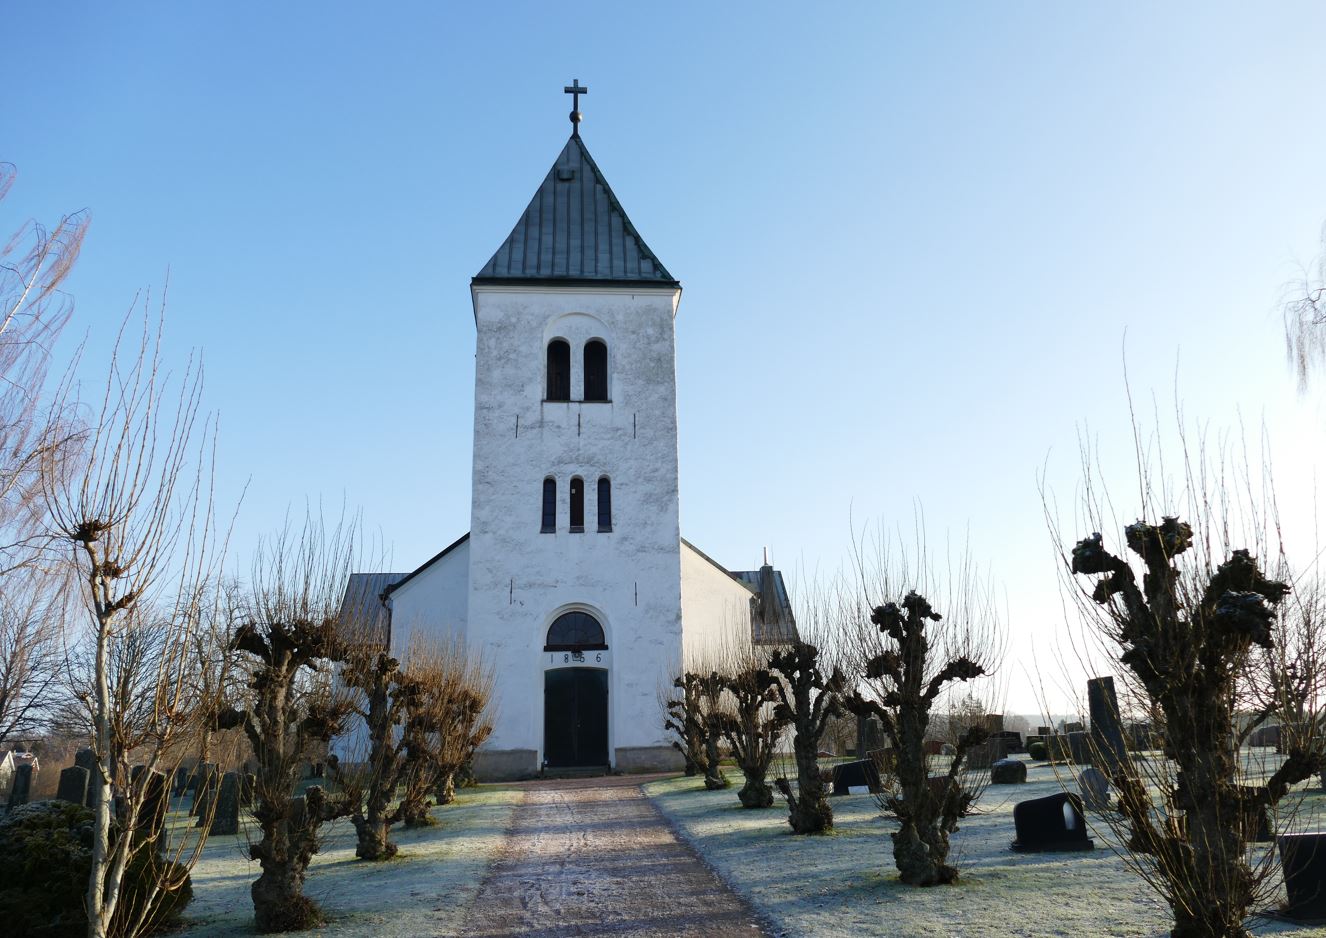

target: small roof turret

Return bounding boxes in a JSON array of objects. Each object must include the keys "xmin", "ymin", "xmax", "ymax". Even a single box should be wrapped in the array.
[{"xmin": 474, "ymin": 133, "xmax": 677, "ymax": 287}]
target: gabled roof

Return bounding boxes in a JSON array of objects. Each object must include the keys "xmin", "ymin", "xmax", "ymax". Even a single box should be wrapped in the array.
[
  {"xmin": 474, "ymin": 134, "xmax": 678, "ymax": 287},
  {"xmin": 732, "ymin": 565, "xmax": 800, "ymax": 646}
]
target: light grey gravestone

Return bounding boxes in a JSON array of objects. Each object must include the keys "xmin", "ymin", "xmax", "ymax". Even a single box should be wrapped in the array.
[
  {"xmin": 74, "ymin": 748, "xmax": 99, "ymax": 808},
  {"xmin": 57, "ymin": 765, "xmax": 90, "ymax": 805},
  {"xmin": 207, "ymin": 771, "xmax": 241, "ymax": 835},
  {"xmin": 1078, "ymin": 765, "xmax": 1111, "ymax": 811},
  {"xmin": 6, "ymin": 763, "xmax": 33, "ymax": 808},
  {"xmin": 1087, "ymin": 676, "xmax": 1127, "ymax": 773},
  {"xmin": 191, "ymin": 762, "xmax": 218, "ymax": 816}
]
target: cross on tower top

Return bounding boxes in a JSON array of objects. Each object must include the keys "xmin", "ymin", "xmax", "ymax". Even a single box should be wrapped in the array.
[{"xmin": 564, "ymin": 79, "xmax": 589, "ymax": 134}]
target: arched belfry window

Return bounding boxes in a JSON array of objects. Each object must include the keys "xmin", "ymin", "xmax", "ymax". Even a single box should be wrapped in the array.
[
  {"xmin": 584, "ymin": 340, "xmax": 608, "ymax": 402},
  {"xmin": 545, "ymin": 611, "xmax": 607, "ymax": 651},
  {"xmin": 546, "ymin": 340, "xmax": 570, "ymax": 401},
  {"xmin": 569, "ymin": 477, "xmax": 585, "ymax": 532},
  {"xmin": 597, "ymin": 477, "xmax": 612, "ymax": 532},
  {"xmin": 541, "ymin": 477, "xmax": 556, "ymax": 533}
]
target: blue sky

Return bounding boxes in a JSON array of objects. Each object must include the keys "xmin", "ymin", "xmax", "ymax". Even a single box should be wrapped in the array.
[{"xmin": 6, "ymin": 2, "xmax": 1326, "ymax": 712}]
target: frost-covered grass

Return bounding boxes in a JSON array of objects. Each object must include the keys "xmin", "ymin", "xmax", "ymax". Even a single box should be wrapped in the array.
[
  {"xmin": 646, "ymin": 760, "xmax": 1326, "ymax": 938},
  {"xmin": 177, "ymin": 786, "xmax": 521, "ymax": 936}
]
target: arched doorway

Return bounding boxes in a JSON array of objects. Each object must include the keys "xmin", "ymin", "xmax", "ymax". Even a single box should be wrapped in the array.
[{"xmin": 543, "ymin": 611, "xmax": 609, "ymax": 769}]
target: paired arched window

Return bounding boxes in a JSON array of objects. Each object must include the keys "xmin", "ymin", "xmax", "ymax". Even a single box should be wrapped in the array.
[
  {"xmin": 541, "ymin": 478, "xmax": 556, "ymax": 533},
  {"xmin": 584, "ymin": 340, "xmax": 608, "ymax": 401},
  {"xmin": 545, "ymin": 610, "xmax": 607, "ymax": 651},
  {"xmin": 546, "ymin": 340, "xmax": 570, "ymax": 401},
  {"xmin": 597, "ymin": 477, "xmax": 612, "ymax": 532},
  {"xmin": 569, "ymin": 477, "xmax": 585, "ymax": 531},
  {"xmin": 544, "ymin": 338, "xmax": 607, "ymax": 402}
]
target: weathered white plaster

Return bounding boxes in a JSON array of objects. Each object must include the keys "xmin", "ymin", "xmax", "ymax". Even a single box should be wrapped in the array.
[
  {"xmin": 467, "ymin": 284, "xmax": 684, "ymax": 770},
  {"xmin": 680, "ymin": 540, "xmax": 758, "ymax": 671},
  {"xmin": 387, "ymin": 537, "xmax": 470, "ymax": 655}
]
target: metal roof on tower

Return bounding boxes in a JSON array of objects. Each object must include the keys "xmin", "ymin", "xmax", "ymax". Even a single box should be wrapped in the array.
[{"xmin": 473, "ymin": 133, "xmax": 678, "ymax": 287}]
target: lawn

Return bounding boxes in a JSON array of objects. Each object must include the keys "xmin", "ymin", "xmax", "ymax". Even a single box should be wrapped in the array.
[
  {"xmin": 176, "ymin": 786, "xmax": 521, "ymax": 937},
  {"xmin": 645, "ymin": 758, "xmax": 1326, "ymax": 938}
]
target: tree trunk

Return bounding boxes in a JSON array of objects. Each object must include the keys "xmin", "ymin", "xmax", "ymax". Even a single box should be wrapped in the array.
[
  {"xmin": 786, "ymin": 729, "xmax": 833, "ymax": 833},
  {"xmin": 436, "ymin": 772, "xmax": 456, "ymax": 806},
  {"xmin": 737, "ymin": 774, "xmax": 773, "ymax": 808},
  {"xmin": 891, "ymin": 819, "xmax": 957, "ymax": 886},
  {"xmin": 251, "ymin": 857, "xmax": 319, "ymax": 933},
  {"xmin": 702, "ymin": 734, "xmax": 728, "ymax": 790},
  {"xmin": 86, "ymin": 590, "xmax": 113, "ymax": 938}
]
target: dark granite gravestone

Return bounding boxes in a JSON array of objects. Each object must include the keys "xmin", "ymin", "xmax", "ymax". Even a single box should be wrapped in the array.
[
  {"xmin": 6, "ymin": 763, "xmax": 33, "ymax": 808},
  {"xmin": 1067, "ymin": 731, "xmax": 1092, "ymax": 765},
  {"xmin": 1037, "ymin": 725, "xmax": 1053, "ymax": 737},
  {"xmin": 1125, "ymin": 722, "xmax": 1155, "ymax": 751},
  {"xmin": 990, "ymin": 730, "xmax": 1024, "ymax": 752},
  {"xmin": 990, "ymin": 758, "xmax": 1027, "ymax": 784},
  {"xmin": 985, "ymin": 713, "xmax": 1005, "ymax": 734},
  {"xmin": 831, "ymin": 759, "xmax": 882, "ymax": 795},
  {"xmin": 241, "ymin": 772, "xmax": 257, "ymax": 807},
  {"xmin": 1248, "ymin": 724, "xmax": 1280, "ymax": 749},
  {"xmin": 856, "ymin": 714, "xmax": 886, "ymax": 761},
  {"xmin": 74, "ymin": 749, "xmax": 99, "ymax": 808},
  {"xmin": 57, "ymin": 765, "xmax": 90, "ymax": 805},
  {"xmin": 173, "ymin": 766, "xmax": 190, "ymax": 797},
  {"xmin": 1279, "ymin": 833, "xmax": 1326, "ymax": 922},
  {"xmin": 136, "ymin": 769, "xmax": 169, "ymax": 846},
  {"xmin": 1087, "ymin": 676, "xmax": 1127, "ymax": 772},
  {"xmin": 1063, "ymin": 721, "xmax": 1085, "ymax": 735},
  {"xmin": 207, "ymin": 771, "xmax": 241, "ymax": 835},
  {"xmin": 1078, "ymin": 765, "xmax": 1111, "ymax": 810},
  {"xmin": 191, "ymin": 762, "xmax": 218, "ymax": 816},
  {"xmin": 1010, "ymin": 792, "xmax": 1095, "ymax": 852},
  {"xmin": 1044, "ymin": 735, "xmax": 1070, "ymax": 763}
]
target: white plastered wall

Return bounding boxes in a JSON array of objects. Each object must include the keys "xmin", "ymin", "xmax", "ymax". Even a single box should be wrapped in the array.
[
  {"xmin": 386, "ymin": 538, "xmax": 471, "ymax": 655},
  {"xmin": 679, "ymin": 541, "xmax": 757, "ymax": 671}
]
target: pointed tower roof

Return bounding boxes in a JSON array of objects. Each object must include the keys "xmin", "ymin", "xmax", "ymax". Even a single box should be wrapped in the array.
[{"xmin": 474, "ymin": 134, "xmax": 678, "ymax": 287}]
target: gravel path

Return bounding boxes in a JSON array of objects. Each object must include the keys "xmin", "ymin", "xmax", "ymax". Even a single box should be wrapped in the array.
[{"xmin": 460, "ymin": 775, "xmax": 769, "ymax": 937}]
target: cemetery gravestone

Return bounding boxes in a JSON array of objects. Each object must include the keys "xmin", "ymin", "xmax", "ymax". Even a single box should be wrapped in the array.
[
  {"xmin": 1279, "ymin": 833, "xmax": 1326, "ymax": 922},
  {"xmin": 1037, "ymin": 726, "xmax": 1053, "ymax": 737},
  {"xmin": 57, "ymin": 765, "xmax": 90, "ymax": 805},
  {"xmin": 241, "ymin": 772, "xmax": 257, "ymax": 807},
  {"xmin": 6, "ymin": 763, "xmax": 33, "ymax": 808},
  {"xmin": 173, "ymin": 766, "xmax": 190, "ymax": 797},
  {"xmin": 1067, "ymin": 731, "xmax": 1092, "ymax": 765},
  {"xmin": 831, "ymin": 759, "xmax": 882, "ymax": 796},
  {"xmin": 1063, "ymin": 721, "xmax": 1085, "ymax": 735},
  {"xmin": 1078, "ymin": 765, "xmax": 1111, "ymax": 811},
  {"xmin": 209, "ymin": 771, "xmax": 241, "ymax": 835},
  {"xmin": 1087, "ymin": 676, "xmax": 1127, "ymax": 772},
  {"xmin": 1011, "ymin": 792, "xmax": 1095, "ymax": 852},
  {"xmin": 856, "ymin": 714, "xmax": 886, "ymax": 760},
  {"xmin": 991, "ymin": 730, "xmax": 1024, "ymax": 753},
  {"xmin": 191, "ymin": 762, "xmax": 218, "ymax": 816},
  {"xmin": 137, "ymin": 770, "xmax": 169, "ymax": 846},
  {"xmin": 990, "ymin": 758, "xmax": 1027, "ymax": 784},
  {"xmin": 74, "ymin": 748, "xmax": 99, "ymax": 808}
]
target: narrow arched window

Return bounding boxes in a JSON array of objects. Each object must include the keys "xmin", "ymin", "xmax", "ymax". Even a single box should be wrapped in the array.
[
  {"xmin": 545, "ymin": 611, "xmax": 606, "ymax": 651},
  {"xmin": 546, "ymin": 340, "xmax": 570, "ymax": 401},
  {"xmin": 597, "ymin": 477, "xmax": 612, "ymax": 532},
  {"xmin": 584, "ymin": 340, "xmax": 608, "ymax": 402},
  {"xmin": 541, "ymin": 477, "xmax": 556, "ymax": 532},
  {"xmin": 569, "ymin": 477, "xmax": 584, "ymax": 531}
]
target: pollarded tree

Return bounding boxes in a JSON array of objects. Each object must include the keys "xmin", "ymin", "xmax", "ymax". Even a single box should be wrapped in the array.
[
  {"xmin": 845, "ymin": 590, "xmax": 996, "ymax": 886},
  {"xmin": 770, "ymin": 642, "xmax": 845, "ymax": 834},
  {"xmin": 713, "ymin": 664, "xmax": 786, "ymax": 808},
  {"xmin": 217, "ymin": 517, "xmax": 356, "ymax": 933},
  {"xmin": 663, "ymin": 673, "xmax": 710, "ymax": 779},
  {"xmin": 673, "ymin": 671, "xmax": 729, "ymax": 790},
  {"xmin": 1070, "ymin": 519, "xmax": 1324, "ymax": 938}
]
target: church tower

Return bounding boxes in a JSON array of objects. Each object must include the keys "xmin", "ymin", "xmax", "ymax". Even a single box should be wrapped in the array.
[{"xmin": 466, "ymin": 85, "xmax": 684, "ymax": 777}]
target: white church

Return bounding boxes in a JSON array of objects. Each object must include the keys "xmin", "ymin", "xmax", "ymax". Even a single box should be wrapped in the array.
[{"xmin": 342, "ymin": 85, "xmax": 797, "ymax": 780}]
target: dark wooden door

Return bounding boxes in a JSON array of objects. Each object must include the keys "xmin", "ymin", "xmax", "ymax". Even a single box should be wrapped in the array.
[{"xmin": 544, "ymin": 668, "xmax": 608, "ymax": 768}]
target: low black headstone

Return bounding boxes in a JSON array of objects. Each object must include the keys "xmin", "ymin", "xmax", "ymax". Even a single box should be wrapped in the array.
[
  {"xmin": 1279, "ymin": 833, "xmax": 1326, "ymax": 922},
  {"xmin": 241, "ymin": 772, "xmax": 257, "ymax": 807},
  {"xmin": 208, "ymin": 771, "xmax": 241, "ymax": 835},
  {"xmin": 991, "ymin": 758, "xmax": 1027, "ymax": 784},
  {"xmin": 990, "ymin": 730, "xmax": 1024, "ymax": 753},
  {"xmin": 1010, "ymin": 792, "xmax": 1095, "ymax": 852},
  {"xmin": 173, "ymin": 766, "xmax": 190, "ymax": 797},
  {"xmin": 6, "ymin": 763, "xmax": 33, "ymax": 808},
  {"xmin": 831, "ymin": 759, "xmax": 882, "ymax": 796},
  {"xmin": 57, "ymin": 765, "xmax": 90, "ymax": 806},
  {"xmin": 1063, "ymin": 721, "xmax": 1085, "ymax": 735}
]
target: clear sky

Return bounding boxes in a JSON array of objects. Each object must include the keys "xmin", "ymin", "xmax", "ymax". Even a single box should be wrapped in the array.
[{"xmin": 5, "ymin": 2, "xmax": 1326, "ymax": 713}]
